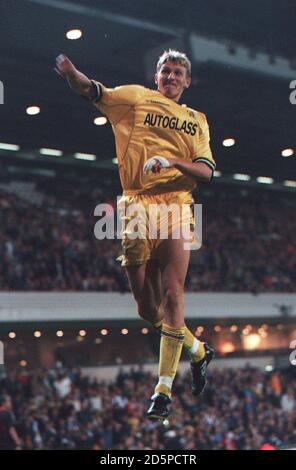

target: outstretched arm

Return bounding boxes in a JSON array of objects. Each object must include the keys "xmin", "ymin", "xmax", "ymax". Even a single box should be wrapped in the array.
[{"xmin": 55, "ymin": 54, "xmax": 99, "ymax": 100}]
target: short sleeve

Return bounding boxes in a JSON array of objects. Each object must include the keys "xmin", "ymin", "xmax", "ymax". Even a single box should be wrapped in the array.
[
  {"xmin": 92, "ymin": 83, "xmax": 145, "ymax": 125},
  {"xmin": 193, "ymin": 113, "xmax": 216, "ymax": 173}
]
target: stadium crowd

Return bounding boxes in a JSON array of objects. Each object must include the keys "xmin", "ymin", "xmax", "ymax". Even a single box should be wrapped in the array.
[
  {"xmin": 0, "ymin": 176, "xmax": 296, "ymax": 293},
  {"xmin": 0, "ymin": 364, "xmax": 295, "ymax": 450}
]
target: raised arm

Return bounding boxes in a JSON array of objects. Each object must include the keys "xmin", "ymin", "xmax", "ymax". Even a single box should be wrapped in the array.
[{"xmin": 55, "ymin": 54, "xmax": 99, "ymax": 100}]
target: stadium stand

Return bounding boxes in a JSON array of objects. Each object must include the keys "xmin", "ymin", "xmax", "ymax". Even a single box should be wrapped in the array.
[
  {"xmin": 1, "ymin": 175, "xmax": 295, "ymax": 293},
  {"xmin": 0, "ymin": 364, "xmax": 295, "ymax": 450}
]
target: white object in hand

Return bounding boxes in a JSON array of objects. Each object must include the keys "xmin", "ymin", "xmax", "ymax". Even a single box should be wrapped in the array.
[{"xmin": 143, "ymin": 156, "xmax": 172, "ymax": 174}]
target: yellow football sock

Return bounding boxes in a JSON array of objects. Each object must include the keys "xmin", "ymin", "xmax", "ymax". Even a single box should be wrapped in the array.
[
  {"xmin": 184, "ymin": 327, "xmax": 205, "ymax": 362},
  {"xmin": 153, "ymin": 320, "xmax": 205, "ymax": 363},
  {"xmin": 155, "ymin": 323, "xmax": 185, "ymax": 398}
]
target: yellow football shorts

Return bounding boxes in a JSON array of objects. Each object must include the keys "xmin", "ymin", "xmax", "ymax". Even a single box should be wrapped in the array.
[{"xmin": 117, "ymin": 190, "xmax": 195, "ymax": 266}]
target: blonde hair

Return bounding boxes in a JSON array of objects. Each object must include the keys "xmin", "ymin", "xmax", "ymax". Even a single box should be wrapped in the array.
[{"xmin": 156, "ymin": 49, "xmax": 191, "ymax": 77}]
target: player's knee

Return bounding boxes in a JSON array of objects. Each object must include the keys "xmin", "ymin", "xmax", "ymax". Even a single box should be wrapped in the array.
[
  {"xmin": 137, "ymin": 301, "xmax": 159, "ymax": 323},
  {"xmin": 162, "ymin": 285, "xmax": 183, "ymax": 312}
]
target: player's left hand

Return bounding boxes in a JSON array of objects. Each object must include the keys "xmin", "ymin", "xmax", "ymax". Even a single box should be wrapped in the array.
[{"xmin": 143, "ymin": 156, "xmax": 177, "ymax": 174}]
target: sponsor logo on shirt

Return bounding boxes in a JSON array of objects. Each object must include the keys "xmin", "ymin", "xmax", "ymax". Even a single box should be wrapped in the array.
[
  {"xmin": 143, "ymin": 113, "xmax": 197, "ymax": 136},
  {"xmin": 146, "ymin": 99, "xmax": 170, "ymax": 107}
]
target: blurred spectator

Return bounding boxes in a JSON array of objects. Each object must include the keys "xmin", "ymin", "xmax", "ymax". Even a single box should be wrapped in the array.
[
  {"xmin": 281, "ymin": 389, "xmax": 295, "ymax": 412},
  {"xmin": 0, "ymin": 364, "xmax": 295, "ymax": 450},
  {"xmin": 0, "ymin": 394, "xmax": 22, "ymax": 450}
]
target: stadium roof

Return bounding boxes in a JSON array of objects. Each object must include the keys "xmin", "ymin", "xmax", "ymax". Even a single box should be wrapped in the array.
[{"xmin": 0, "ymin": 0, "xmax": 295, "ymax": 179}]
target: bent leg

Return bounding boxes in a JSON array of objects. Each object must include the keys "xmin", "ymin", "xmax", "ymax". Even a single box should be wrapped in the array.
[
  {"xmin": 158, "ymin": 238, "xmax": 205, "ymax": 363},
  {"xmin": 125, "ymin": 259, "xmax": 163, "ymax": 325},
  {"xmin": 157, "ymin": 238, "xmax": 190, "ymax": 328},
  {"xmin": 151, "ymin": 238, "xmax": 188, "ymax": 398}
]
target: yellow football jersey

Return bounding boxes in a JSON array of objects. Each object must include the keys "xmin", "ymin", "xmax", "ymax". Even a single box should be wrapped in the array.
[{"xmin": 93, "ymin": 83, "xmax": 215, "ymax": 194}]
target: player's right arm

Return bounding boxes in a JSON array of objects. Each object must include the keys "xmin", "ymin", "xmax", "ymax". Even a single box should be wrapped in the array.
[
  {"xmin": 55, "ymin": 54, "xmax": 145, "ymax": 123},
  {"xmin": 55, "ymin": 54, "xmax": 99, "ymax": 100}
]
